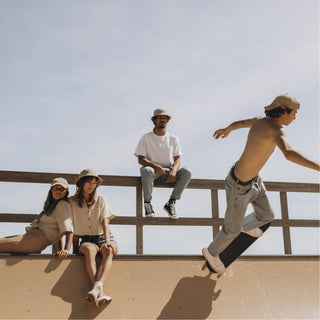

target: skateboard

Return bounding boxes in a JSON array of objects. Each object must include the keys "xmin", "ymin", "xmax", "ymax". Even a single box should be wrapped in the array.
[{"xmin": 206, "ymin": 222, "xmax": 271, "ymax": 273}]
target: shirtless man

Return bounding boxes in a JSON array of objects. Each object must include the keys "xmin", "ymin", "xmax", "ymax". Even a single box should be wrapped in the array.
[{"xmin": 202, "ymin": 93, "xmax": 320, "ymax": 273}]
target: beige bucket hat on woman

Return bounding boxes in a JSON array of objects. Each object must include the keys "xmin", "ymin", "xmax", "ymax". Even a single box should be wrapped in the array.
[
  {"xmin": 75, "ymin": 169, "xmax": 103, "ymax": 187},
  {"xmin": 264, "ymin": 93, "xmax": 300, "ymax": 111},
  {"xmin": 151, "ymin": 108, "xmax": 171, "ymax": 121},
  {"xmin": 51, "ymin": 177, "xmax": 69, "ymax": 189}
]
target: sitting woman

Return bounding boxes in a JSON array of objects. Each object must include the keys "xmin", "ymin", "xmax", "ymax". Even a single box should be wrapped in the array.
[
  {"xmin": 0, "ymin": 177, "xmax": 73, "ymax": 259},
  {"xmin": 70, "ymin": 169, "xmax": 118, "ymax": 307}
]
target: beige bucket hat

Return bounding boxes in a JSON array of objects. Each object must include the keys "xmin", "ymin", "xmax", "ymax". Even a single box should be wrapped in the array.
[
  {"xmin": 151, "ymin": 108, "xmax": 171, "ymax": 121},
  {"xmin": 51, "ymin": 177, "xmax": 69, "ymax": 189},
  {"xmin": 264, "ymin": 93, "xmax": 300, "ymax": 111},
  {"xmin": 75, "ymin": 169, "xmax": 103, "ymax": 187}
]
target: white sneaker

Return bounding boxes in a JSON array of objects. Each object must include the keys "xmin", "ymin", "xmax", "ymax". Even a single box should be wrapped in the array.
[
  {"xmin": 96, "ymin": 294, "xmax": 112, "ymax": 307},
  {"xmin": 202, "ymin": 248, "xmax": 226, "ymax": 274},
  {"xmin": 242, "ymin": 227, "xmax": 263, "ymax": 238},
  {"xmin": 87, "ymin": 286, "xmax": 101, "ymax": 303}
]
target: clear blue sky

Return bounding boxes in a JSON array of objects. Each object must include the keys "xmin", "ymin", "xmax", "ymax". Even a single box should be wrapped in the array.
[{"xmin": 0, "ymin": 0, "xmax": 319, "ymax": 255}]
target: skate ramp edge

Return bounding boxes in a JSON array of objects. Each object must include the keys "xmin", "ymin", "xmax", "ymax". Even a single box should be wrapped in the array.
[{"xmin": 0, "ymin": 254, "xmax": 319, "ymax": 319}]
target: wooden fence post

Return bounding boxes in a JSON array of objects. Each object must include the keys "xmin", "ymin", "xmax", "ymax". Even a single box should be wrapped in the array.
[
  {"xmin": 211, "ymin": 189, "xmax": 220, "ymax": 239},
  {"xmin": 136, "ymin": 184, "xmax": 143, "ymax": 254},
  {"xmin": 280, "ymin": 191, "xmax": 292, "ymax": 254}
]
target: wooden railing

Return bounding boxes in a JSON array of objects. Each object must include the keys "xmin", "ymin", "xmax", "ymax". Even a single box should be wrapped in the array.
[{"xmin": 0, "ymin": 170, "xmax": 319, "ymax": 255}]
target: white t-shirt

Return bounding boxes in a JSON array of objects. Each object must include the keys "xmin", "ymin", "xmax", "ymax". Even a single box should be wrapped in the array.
[
  {"xmin": 134, "ymin": 131, "xmax": 182, "ymax": 167},
  {"xmin": 27, "ymin": 200, "xmax": 73, "ymax": 243},
  {"xmin": 70, "ymin": 195, "xmax": 115, "ymax": 236}
]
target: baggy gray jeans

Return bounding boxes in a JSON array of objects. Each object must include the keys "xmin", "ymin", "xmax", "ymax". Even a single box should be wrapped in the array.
[
  {"xmin": 140, "ymin": 166, "xmax": 192, "ymax": 202},
  {"xmin": 208, "ymin": 167, "xmax": 274, "ymax": 256}
]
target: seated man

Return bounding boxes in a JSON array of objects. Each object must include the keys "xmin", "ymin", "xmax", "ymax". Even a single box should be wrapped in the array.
[{"xmin": 134, "ymin": 108, "xmax": 192, "ymax": 219}]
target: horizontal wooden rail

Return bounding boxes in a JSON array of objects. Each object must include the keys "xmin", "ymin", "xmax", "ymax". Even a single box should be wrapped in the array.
[
  {"xmin": 0, "ymin": 214, "xmax": 319, "ymax": 228},
  {"xmin": 0, "ymin": 170, "xmax": 319, "ymax": 192}
]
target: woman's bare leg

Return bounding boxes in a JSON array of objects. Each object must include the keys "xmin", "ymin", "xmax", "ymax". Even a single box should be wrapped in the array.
[
  {"xmin": 79, "ymin": 242, "xmax": 99, "ymax": 285},
  {"xmin": 95, "ymin": 243, "xmax": 119, "ymax": 284},
  {"xmin": 0, "ymin": 229, "xmax": 50, "ymax": 253},
  {"xmin": 94, "ymin": 242, "xmax": 119, "ymax": 303}
]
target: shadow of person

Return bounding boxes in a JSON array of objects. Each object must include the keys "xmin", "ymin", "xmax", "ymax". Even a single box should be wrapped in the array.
[
  {"xmin": 1, "ymin": 254, "xmax": 25, "ymax": 266},
  {"xmin": 48, "ymin": 258, "xmax": 106, "ymax": 320},
  {"xmin": 157, "ymin": 272, "xmax": 221, "ymax": 319},
  {"xmin": 1, "ymin": 253, "xmax": 40, "ymax": 266},
  {"xmin": 44, "ymin": 256, "xmax": 62, "ymax": 272}
]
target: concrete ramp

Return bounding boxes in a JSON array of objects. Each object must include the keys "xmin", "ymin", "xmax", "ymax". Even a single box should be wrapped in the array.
[{"xmin": 0, "ymin": 255, "xmax": 318, "ymax": 319}]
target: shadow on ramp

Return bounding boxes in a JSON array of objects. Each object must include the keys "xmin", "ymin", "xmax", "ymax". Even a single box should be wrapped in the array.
[
  {"xmin": 46, "ymin": 258, "xmax": 106, "ymax": 320},
  {"xmin": 157, "ymin": 272, "xmax": 221, "ymax": 319}
]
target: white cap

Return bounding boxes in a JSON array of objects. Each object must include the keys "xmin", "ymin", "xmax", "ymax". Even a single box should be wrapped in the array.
[
  {"xmin": 264, "ymin": 94, "xmax": 300, "ymax": 111},
  {"xmin": 51, "ymin": 177, "xmax": 69, "ymax": 189}
]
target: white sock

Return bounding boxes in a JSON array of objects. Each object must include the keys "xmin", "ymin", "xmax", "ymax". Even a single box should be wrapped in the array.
[{"xmin": 94, "ymin": 281, "xmax": 103, "ymax": 289}]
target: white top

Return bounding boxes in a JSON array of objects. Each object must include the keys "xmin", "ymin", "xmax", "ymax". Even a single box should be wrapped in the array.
[
  {"xmin": 27, "ymin": 200, "xmax": 73, "ymax": 243},
  {"xmin": 70, "ymin": 195, "xmax": 115, "ymax": 236},
  {"xmin": 134, "ymin": 131, "xmax": 182, "ymax": 167}
]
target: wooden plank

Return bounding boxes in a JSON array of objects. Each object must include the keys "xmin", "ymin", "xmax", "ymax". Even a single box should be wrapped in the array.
[
  {"xmin": 0, "ymin": 171, "xmax": 140, "ymax": 187},
  {"xmin": 1, "ymin": 170, "xmax": 318, "ymax": 193},
  {"xmin": 270, "ymin": 219, "xmax": 320, "ymax": 228},
  {"xmin": 185, "ymin": 179, "xmax": 225, "ymax": 190},
  {"xmin": 0, "ymin": 171, "xmax": 76, "ymax": 184},
  {"xmin": 0, "ymin": 214, "xmax": 319, "ymax": 228},
  {"xmin": 0, "ymin": 213, "xmax": 318, "ymax": 229},
  {"xmin": 0, "ymin": 214, "xmax": 38, "ymax": 223},
  {"xmin": 113, "ymin": 217, "xmax": 223, "ymax": 226},
  {"xmin": 265, "ymin": 181, "xmax": 319, "ymax": 193},
  {"xmin": 101, "ymin": 175, "xmax": 140, "ymax": 187},
  {"xmin": 211, "ymin": 189, "xmax": 220, "ymax": 238},
  {"xmin": 111, "ymin": 217, "xmax": 320, "ymax": 227},
  {"xmin": 136, "ymin": 185, "xmax": 143, "ymax": 254},
  {"xmin": 280, "ymin": 192, "xmax": 292, "ymax": 254}
]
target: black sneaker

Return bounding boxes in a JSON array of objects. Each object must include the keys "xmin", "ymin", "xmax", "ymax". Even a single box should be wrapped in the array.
[
  {"xmin": 144, "ymin": 202, "xmax": 155, "ymax": 217},
  {"xmin": 163, "ymin": 199, "xmax": 179, "ymax": 219}
]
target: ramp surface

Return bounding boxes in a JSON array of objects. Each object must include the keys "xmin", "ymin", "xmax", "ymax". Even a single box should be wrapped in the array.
[{"xmin": 0, "ymin": 254, "xmax": 318, "ymax": 319}]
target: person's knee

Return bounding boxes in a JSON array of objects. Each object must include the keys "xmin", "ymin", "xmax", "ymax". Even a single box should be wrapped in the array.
[
  {"xmin": 265, "ymin": 210, "xmax": 275, "ymax": 222},
  {"xmin": 140, "ymin": 166, "xmax": 155, "ymax": 178},
  {"xmin": 260, "ymin": 208, "xmax": 275, "ymax": 223},
  {"xmin": 183, "ymin": 168, "xmax": 192, "ymax": 179},
  {"xmin": 177, "ymin": 167, "xmax": 192, "ymax": 181},
  {"xmin": 100, "ymin": 246, "xmax": 114, "ymax": 258},
  {"xmin": 81, "ymin": 245, "xmax": 97, "ymax": 258}
]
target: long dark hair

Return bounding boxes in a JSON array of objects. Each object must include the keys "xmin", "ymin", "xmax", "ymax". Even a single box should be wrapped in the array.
[
  {"xmin": 42, "ymin": 188, "xmax": 69, "ymax": 215},
  {"xmin": 34, "ymin": 187, "xmax": 69, "ymax": 223},
  {"xmin": 70, "ymin": 176, "xmax": 98, "ymax": 208}
]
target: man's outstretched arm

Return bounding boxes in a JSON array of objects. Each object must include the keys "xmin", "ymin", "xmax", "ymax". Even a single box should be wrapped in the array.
[
  {"xmin": 275, "ymin": 128, "xmax": 320, "ymax": 171},
  {"xmin": 213, "ymin": 116, "xmax": 262, "ymax": 139}
]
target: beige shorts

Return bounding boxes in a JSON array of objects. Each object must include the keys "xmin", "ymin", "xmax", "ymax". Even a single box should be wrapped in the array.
[{"xmin": 25, "ymin": 227, "xmax": 51, "ymax": 245}]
